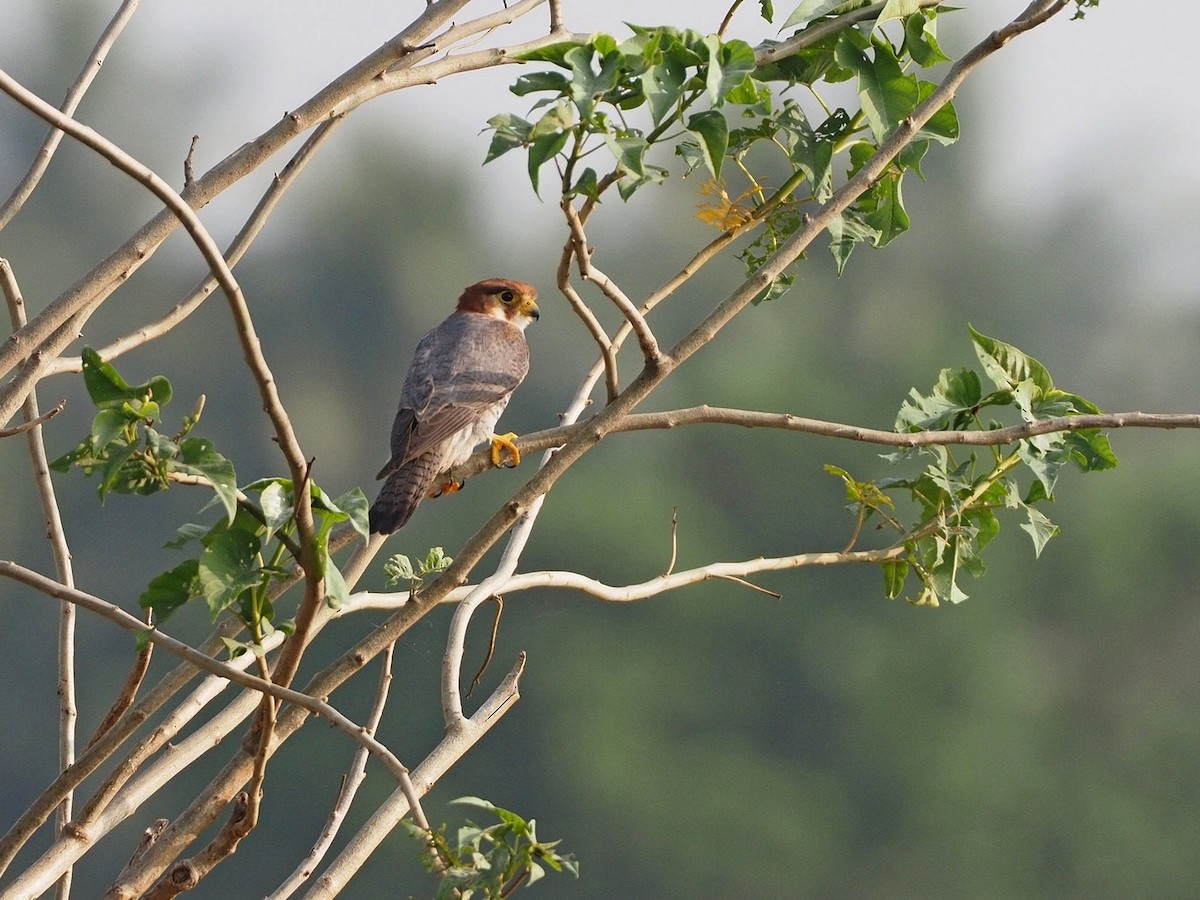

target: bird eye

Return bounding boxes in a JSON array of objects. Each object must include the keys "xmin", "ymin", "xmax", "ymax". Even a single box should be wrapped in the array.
[{"xmin": 500, "ymin": 290, "xmax": 515, "ymax": 303}]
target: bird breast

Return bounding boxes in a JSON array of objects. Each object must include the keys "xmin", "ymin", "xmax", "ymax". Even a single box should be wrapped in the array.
[{"xmin": 440, "ymin": 394, "xmax": 512, "ymax": 470}]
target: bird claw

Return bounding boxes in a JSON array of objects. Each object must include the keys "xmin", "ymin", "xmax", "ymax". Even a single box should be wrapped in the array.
[
  {"xmin": 432, "ymin": 480, "xmax": 463, "ymax": 498},
  {"xmin": 490, "ymin": 432, "xmax": 521, "ymax": 468}
]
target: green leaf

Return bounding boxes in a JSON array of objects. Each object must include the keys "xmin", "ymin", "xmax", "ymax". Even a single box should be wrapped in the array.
[
  {"xmin": 781, "ymin": 0, "xmax": 870, "ymax": 30},
  {"xmin": 759, "ymin": 0, "xmax": 775, "ymax": 21},
  {"xmin": 685, "ymin": 109, "xmax": 729, "ymax": 178},
  {"xmin": 164, "ymin": 522, "xmax": 211, "ymax": 550},
  {"xmin": 96, "ymin": 442, "xmax": 141, "ymax": 501},
  {"xmin": 170, "ymin": 437, "xmax": 238, "ymax": 523},
  {"xmin": 198, "ymin": 528, "xmax": 263, "ymax": 620},
  {"xmin": 325, "ymin": 560, "xmax": 350, "ymax": 610},
  {"xmin": 827, "ymin": 209, "xmax": 879, "ymax": 275},
  {"xmin": 878, "ymin": 0, "xmax": 924, "ymax": 26},
  {"xmin": 140, "ymin": 559, "xmax": 201, "ymax": 622},
  {"xmin": 882, "ymin": 558, "xmax": 908, "ymax": 599},
  {"xmin": 90, "ymin": 408, "xmax": 128, "ymax": 449},
  {"xmin": 896, "ymin": 368, "xmax": 983, "ymax": 432},
  {"xmin": 259, "ymin": 480, "xmax": 293, "ymax": 541},
  {"xmin": 81, "ymin": 347, "xmax": 134, "ymax": 408},
  {"xmin": 702, "ymin": 36, "xmax": 756, "ymax": 104},
  {"xmin": 332, "ymin": 487, "xmax": 371, "ymax": 539},
  {"xmin": 512, "ymin": 40, "xmax": 588, "ymax": 66},
  {"xmin": 786, "ymin": 108, "xmax": 834, "ymax": 201},
  {"xmin": 1020, "ymin": 506, "xmax": 1060, "ymax": 558},
  {"xmin": 915, "ymin": 80, "xmax": 959, "ymax": 145},
  {"xmin": 641, "ymin": 55, "xmax": 686, "ymax": 124},
  {"xmin": 564, "ymin": 45, "xmax": 623, "ymax": 118},
  {"xmin": 604, "ymin": 133, "xmax": 649, "ymax": 177},
  {"xmin": 969, "ymin": 325, "xmax": 1054, "ymax": 396},
  {"xmin": 527, "ymin": 129, "xmax": 570, "ymax": 194},
  {"xmin": 835, "ymin": 33, "xmax": 918, "ymax": 142},
  {"xmin": 483, "ymin": 113, "xmax": 532, "ymax": 164},
  {"xmin": 904, "ymin": 11, "xmax": 952, "ymax": 66},
  {"xmin": 859, "ymin": 168, "xmax": 910, "ymax": 246},
  {"xmin": 1063, "ymin": 429, "xmax": 1119, "ymax": 472},
  {"xmin": 568, "ymin": 166, "xmax": 600, "ymax": 200},
  {"xmin": 510, "ymin": 70, "xmax": 571, "ymax": 96}
]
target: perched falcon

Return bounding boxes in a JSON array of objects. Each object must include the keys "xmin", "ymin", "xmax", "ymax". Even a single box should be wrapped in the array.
[{"xmin": 368, "ymin": 278, "xmax": 540, "ymax": 534}]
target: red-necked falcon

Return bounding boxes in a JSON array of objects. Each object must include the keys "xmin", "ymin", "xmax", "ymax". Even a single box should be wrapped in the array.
[{"xmin": 368, "ymin": 278, "xmax": 540, "ymax": 534}]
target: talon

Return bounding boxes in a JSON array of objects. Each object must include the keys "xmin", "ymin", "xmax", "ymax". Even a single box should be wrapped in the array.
[
  {"xmin": 432, "ymin": 480, "xmax": 462, "ymax": 498},
  {"xmin": 490, "ymin": 432, "xmax": 521, "ymax": 468}
]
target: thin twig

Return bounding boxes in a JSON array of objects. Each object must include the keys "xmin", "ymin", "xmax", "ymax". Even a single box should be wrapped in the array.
[
  {"xmin": 2, "ymin": 259, "xmax": 79, "ymax": 900},
  {"xmin": 0, "ymin": 398, "xmax": 64, "ymax": 437},
  {"xmin": 562, "ymin": 202, "xmax": 664, "ymax": 368},
  {"xmin": 718, "ymin": 0, "xmax": 745, "ymax": 38},
  {"xmin": 555, "ymin": 229, "xmax": 619, "ymax": 401},
  {"xmin": 84, "ymin": 610, "xmax": 153, "ymax": 752},
  {"xmin": 0, "ymin": 0, "xmax": 142, "ymax": 231},
  {"xmin": 45, "ymin": 117, "xmax": 346, "ymax": 376},
  {"xmin": 266, "ymin": 644, "xmax": 397, "ymax": 900},
  {"xmin": 306, "ymin": 654, "xmax": 526, "ymax": 900},
  {"xmin": 467, "ymin": 596, "xmax": 503, "ymax": 698},
  {"xmin": 665, "ymin": 509, "xmax": 679, "ymax": 577}
]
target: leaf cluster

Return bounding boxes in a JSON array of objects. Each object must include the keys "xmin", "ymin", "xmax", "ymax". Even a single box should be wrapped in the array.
[
  {"xmin": 830, "ymin": 327, "xmax": 1117, "ymax": 606},
  {"xmin": 51, "ymin": 349, "xmax": 369, "ymax": 650},
  {"xmin": 383, "ymin": 545, "xmax": 453, "ymax": 593},
  {"xmin": 408, "ymin": 797, "xmax": 578, "ymax": 899},
  {"xmin": 486, "ymin": 7, "xmax": 957, "ymax": 303},
  {"xmin": 50, "ymin": 348, "xmax": 237, "ymax": 516}
]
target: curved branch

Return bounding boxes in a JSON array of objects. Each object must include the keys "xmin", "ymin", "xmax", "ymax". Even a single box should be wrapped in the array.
[
  {"xmin": 442, "ymin": 406, "xmax": 1200, "ymax": 485},
  {"xmin": 562, "ymin": 202, "xmax": 664, "ymax": 369},
  {"xmin": 555, "ymin": 222, "xmax": 619, "ymax": 402}
]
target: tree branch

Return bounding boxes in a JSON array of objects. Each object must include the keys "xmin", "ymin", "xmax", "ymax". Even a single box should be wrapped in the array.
[
  {"xmin": 0, "ymin": 0, "xmax": 142, "ymax": 231},
  {"xmin": 1, "ymin": 258, "xmax": 79, "ymax": 900},
  {"xmin": 562, "ymin": 201, "xmax": 664, "ymax": 369}
]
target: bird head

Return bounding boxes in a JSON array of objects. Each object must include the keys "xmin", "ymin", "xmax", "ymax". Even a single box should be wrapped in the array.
[{"xmin": 457, "ymin": 278, "xmax": 540, "ymax": 329}]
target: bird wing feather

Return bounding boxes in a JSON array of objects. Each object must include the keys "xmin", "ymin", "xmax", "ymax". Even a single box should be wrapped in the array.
[{"xmin": 375, "ymin": 313, "xmax": 528, "ymax": 480}]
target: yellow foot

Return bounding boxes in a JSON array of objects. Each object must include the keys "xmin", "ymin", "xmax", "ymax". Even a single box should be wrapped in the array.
[
  {"xmin": 432, "ymin": 480, "xmax": 463, "ymax": 498},
  {"xmin": 490, "ymin": 432, "xmax": 521, "ymax": 468}
]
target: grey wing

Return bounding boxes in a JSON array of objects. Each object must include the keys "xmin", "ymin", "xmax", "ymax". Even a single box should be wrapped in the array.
[{"xmin": 376, "ymin": 315, "xmax": 529, "ymax": 479}]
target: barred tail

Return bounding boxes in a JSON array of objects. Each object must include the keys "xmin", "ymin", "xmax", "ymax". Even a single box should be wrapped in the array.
[{"xmin": 368, "ymin": 451, "xmax": 440, "ymax": 534}]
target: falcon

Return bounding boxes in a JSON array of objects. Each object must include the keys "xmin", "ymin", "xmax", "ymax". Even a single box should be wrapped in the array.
[{"xmin": 368, "ymin": 278, "xmax": 540, "ymax": 534}]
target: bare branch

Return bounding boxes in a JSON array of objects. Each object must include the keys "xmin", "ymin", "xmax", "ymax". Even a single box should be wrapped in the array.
[
  {"xmin": 0, "ymin": 564, "xmax": 425, "ymax": 803},
  {"xmin": 308, "ymin": 654, "xmax": 526, "ymax": 900},
  {"xmin": 443, "ymin": 406, "xmax": 1200, "ymax": 486},
  {"xmin": 0, "ymin": 398, "xmax": 64, "ymax": 437},
  {"xmin": 45, "ymin": 118, "xmax": 345, "ymax": 375},
  {"xmin": 267, "ymin": 644, "xmax": 397, "ymax": 900},
  {"xmin": 0, "ymin": 0, "xmax": 142, "ymax": 231},
  {"xmin": 555, "ymin": 229, "xmax": 619, "ymax": 402},
  {"xmin": 2, "ymin": 258, "xmax": 79, "ymax": 900},
  {"xmin": 0, "ymin": 0, "xmax": 470, "ymax": 403},
  {"xmin": 718, "ymin": 0, "xmax": 745, "ymax": 38},
  {"xmin": 83, "ymin": 613, "xmax": 153, "ymax": 752},
  {"xmin": 562, "ymin": 202, "xmax": 664, "ymax": 368}
]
